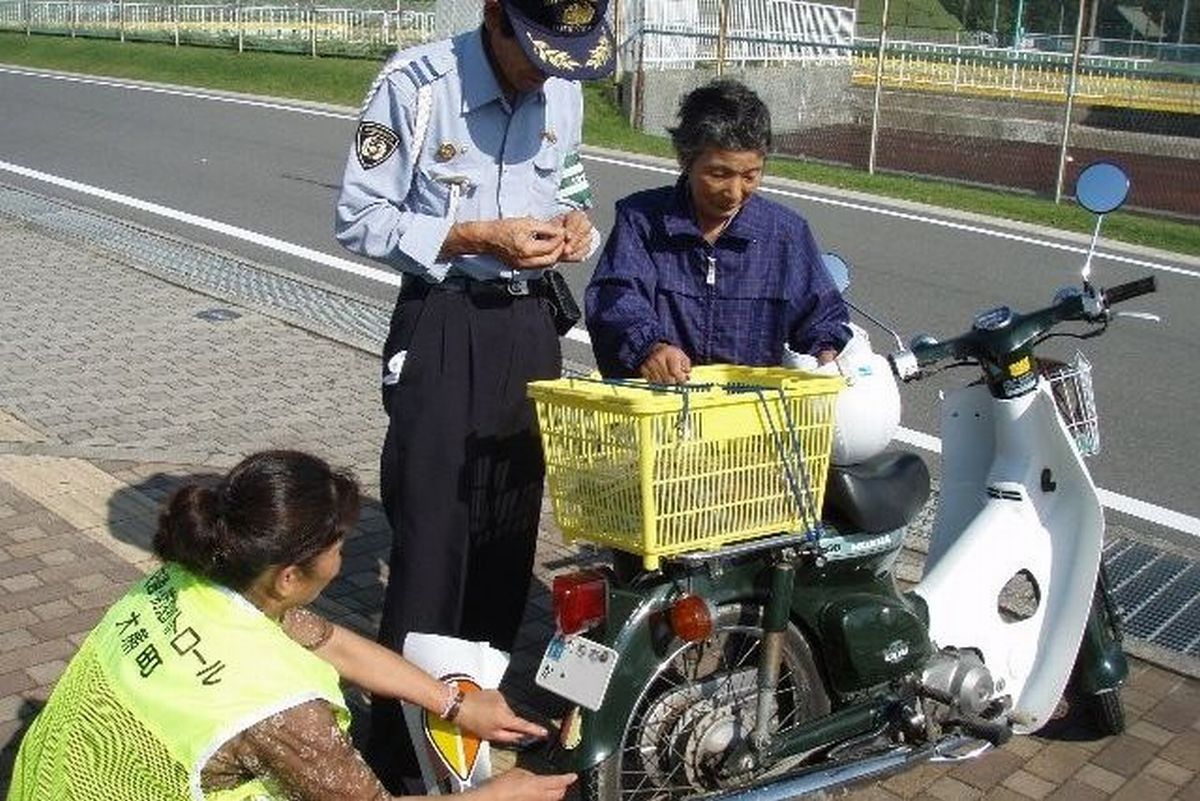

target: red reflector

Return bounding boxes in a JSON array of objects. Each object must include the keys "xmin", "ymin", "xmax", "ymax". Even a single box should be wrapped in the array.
[
  {"xmin": 669, "ymin": 595, "xmax": 714, "ymax": 642},
  {"xmin": 553, "ymin": 570, "xmax": 607, "ymax": 635}
]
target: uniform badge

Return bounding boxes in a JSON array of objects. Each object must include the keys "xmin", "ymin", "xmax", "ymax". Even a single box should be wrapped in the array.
[
  {"xmin": 541, "ymin": 130, "xmax": 558, "ymax": 145},
  {"xmin": 436, "ymin": 142, "xmax": 458, "ymax": 162},
  {"xmin": 356, "ymin": 121, "xmax": 399, "ymax": 170}
]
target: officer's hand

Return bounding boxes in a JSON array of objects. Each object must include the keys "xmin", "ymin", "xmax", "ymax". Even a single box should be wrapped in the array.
[
  {"xmin": 464, "ymin": 768, "xmax": 577, "ymax": 801},
  {"xmin": 639, "ymin": 343, "xmax": 691, "ymax": 384},
  {"xmin": 558, "ymin": 210, "xmax": 595, "ymax": 263},
  {"xmin": 491, "ymin": 218, "xmax": 566, "ymax": 269},
  {"xmin": 453, "ymin": 689, "xmax": 550, "ymax": 744}
]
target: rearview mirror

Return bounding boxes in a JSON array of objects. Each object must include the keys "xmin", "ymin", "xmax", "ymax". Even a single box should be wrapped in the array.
[
  {"xmin": 1075, "ymin": 162, "xmax": 1130, "ymax": 215},
  {"xmin": 821, "ymin": 252, "xmax": 850, "ymax": 293}
]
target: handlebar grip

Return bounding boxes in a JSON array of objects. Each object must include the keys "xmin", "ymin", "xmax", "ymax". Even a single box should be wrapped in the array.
[{"xmin": 1104, "ymin": 276, "xmax": 1157, "ymax": 306}]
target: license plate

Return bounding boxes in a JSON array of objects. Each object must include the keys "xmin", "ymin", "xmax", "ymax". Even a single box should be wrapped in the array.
[{"xmin": 535, "ymin": 633, "xmax": 618, "ymax": 711}]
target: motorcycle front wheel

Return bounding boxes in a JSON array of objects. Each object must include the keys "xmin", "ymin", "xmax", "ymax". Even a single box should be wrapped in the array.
[{"xmin": 581, "ymin": 603, "xmax": 830, "ymax": 801}]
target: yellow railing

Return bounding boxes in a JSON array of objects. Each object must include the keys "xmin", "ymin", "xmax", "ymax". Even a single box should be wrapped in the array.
[{"xmin": 851, "ymin": 52, "xmax": 1200, "ymax": 115}]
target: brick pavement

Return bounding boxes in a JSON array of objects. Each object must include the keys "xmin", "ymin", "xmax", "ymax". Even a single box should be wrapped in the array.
[{"xmin": 1, "ymin": 198, "xmax": 1198, "ymax": 799}]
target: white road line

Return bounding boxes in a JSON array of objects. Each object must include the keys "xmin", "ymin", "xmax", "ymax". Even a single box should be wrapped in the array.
[
  {"xmin": 0, "ymin": 65, "xmax": 352, "ymax": 119},
  {"xmin": 0, "ymin": 159, "xmax": 403, "ymax": 287},
  {"xmin": 3, "ymin": 70, "xmax": 1198, "ymax": 536}
]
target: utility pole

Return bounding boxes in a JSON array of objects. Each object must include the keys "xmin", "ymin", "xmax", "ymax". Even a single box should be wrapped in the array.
[
  {"xmin": 1055, "ymin": 0, "xmax": 1088, "ymax": 202},
  {"xmin": 868, "ymin": 0, "xmax": 892, "ymax": 174}
]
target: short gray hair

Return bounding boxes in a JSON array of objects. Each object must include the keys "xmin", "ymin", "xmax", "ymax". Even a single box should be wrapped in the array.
[{"xmin": 668, "ymin": 79, "xmax": 772, "ymax": 172}]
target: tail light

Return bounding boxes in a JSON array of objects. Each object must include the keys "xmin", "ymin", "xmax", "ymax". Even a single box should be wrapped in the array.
[
  {"xmin": 668, "ymin": 594, "xmax": 714, "ymax": 642},
  {"xmin": 553, "ymin": 570, "xmax": 608, "ymax": 635}
]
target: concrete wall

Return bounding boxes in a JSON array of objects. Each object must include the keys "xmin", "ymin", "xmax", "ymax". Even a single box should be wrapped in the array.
[{"xmin": 621, "ymin": 63, "xmax": 858, "ymax": 137}]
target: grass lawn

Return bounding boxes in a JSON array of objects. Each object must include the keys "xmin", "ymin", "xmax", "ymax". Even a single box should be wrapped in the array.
[{"xmin": 2, "ymin": 31, "xmax": 1197, "ymax": 256}]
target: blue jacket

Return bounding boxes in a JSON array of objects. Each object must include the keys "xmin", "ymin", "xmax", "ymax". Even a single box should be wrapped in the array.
[{"xmin": 585, "ymin": 180, "xmax": 850, "ymax": 377}]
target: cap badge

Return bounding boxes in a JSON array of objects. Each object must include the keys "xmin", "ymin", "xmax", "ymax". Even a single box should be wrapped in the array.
[
  {"xmin": 561, "ymin": 2, "xmax": 596, "ymax": 28},
  {"xmin": 436, "ymin": 142, "xmax": 458, "ymax": 162}
]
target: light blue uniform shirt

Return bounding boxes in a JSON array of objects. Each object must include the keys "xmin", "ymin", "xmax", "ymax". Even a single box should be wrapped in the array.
[{"xmin": 334, "ymin": 28, "xmax": 590, "ymax": 283}]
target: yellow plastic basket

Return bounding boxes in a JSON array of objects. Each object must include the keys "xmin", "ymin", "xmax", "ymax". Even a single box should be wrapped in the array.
[{"xmin": 528, "ymin": 365, "xmax": 844, "ymax": 569}]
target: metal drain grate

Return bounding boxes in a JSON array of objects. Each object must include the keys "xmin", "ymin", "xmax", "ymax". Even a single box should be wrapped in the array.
[
  {"xmin": 0, "ymin": 186, "xmax": 391, "ymax": 349},
  {"xmin": 1105, "ymin": 536, "xmax": 1200, "ymax": 657}
]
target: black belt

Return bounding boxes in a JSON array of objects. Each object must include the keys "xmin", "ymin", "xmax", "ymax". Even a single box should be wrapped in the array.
[{"xmin": 400, "ymin": 275, "xmax": 547, "ymax": 300}]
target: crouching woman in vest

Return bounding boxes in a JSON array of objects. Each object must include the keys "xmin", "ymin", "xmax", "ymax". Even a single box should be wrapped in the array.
[{"xmin": 7, "ymin": 450, "xmax": 575, "ymax": 801}]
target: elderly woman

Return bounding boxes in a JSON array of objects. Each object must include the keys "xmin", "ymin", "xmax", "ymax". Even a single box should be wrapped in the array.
[
  {"xmin": 7, "ymin": 450, "xmax": 575, "ymax": 801},
  {"xmin": 585, "ymin": 79, "xmax": 849, "ymax": 383}
]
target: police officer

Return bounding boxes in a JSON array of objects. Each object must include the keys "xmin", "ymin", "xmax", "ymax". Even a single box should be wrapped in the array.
[{"xmin": 334, "ymin": 0, "xmax": 614, "ymax": 792}]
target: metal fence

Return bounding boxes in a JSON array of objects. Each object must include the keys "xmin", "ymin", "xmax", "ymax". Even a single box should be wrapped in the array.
[{"xmin": 0, "ymin": 0, "xmax": 434, "ymax": 55}]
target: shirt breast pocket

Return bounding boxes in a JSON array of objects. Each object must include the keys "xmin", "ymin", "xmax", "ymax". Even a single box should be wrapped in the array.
[{"xmin": 413, "ymin": 162, "xmax": 488, "ymax": 220}]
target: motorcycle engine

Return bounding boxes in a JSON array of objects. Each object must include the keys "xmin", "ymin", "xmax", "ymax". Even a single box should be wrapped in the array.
[{"xmin": 919, "ymin": 649, "xmax": 996, "ymax": 717}]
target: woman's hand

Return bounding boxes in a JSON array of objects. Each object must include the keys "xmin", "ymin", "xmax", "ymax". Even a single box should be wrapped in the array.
[
  {"xmin": 465, "ymin": 768, "xmax": 577, "ymax": 801},
  {"xmin": 453, "ymin": 689, "xmax": 549, "ymax": 744},
  {"xmin": 638, "ymin": 342, "xmax": 691, "ymax": 384}
]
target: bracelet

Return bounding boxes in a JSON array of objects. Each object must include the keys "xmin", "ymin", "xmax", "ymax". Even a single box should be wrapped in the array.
[{"xmin": 439, "ymin": 681, "xmax": 466, "ymax": 722}]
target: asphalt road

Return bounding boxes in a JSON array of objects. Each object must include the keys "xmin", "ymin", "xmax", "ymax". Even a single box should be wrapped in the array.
[{"xmin": 1, "ymin": 64, "xmax": 1197, "ymax": 541}]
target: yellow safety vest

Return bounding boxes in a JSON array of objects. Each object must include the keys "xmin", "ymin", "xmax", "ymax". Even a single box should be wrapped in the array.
[{"xmin": 8, "ymin": 563, "xmax": 349, "ymax": 801}]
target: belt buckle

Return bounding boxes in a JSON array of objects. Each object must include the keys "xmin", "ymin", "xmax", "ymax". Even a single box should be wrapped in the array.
[{"xmin": 506, "ymin": 279, "xmax": 530, "ymax": 297}]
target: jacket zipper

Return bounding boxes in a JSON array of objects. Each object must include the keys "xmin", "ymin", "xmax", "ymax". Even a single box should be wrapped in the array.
[{"xmin": 704, "ymin": 252, "xmax": 716, "ymax": 362}]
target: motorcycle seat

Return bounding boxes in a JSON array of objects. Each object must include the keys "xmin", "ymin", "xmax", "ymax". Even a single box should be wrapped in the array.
[{"xmin": 823, "ymin": 451, "xmax": 930, "ymax": 534}]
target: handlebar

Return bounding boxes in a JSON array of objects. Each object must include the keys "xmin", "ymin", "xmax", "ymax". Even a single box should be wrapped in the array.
[
  {"xmin": 890, "ymin": 276, "xmax": 1157, "ymax": 382},
  {"xmin": 1104, "ymin": 276, "xmax": 1157, "ymax": 306}
]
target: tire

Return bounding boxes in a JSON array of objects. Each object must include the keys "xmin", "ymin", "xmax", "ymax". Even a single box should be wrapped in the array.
[{"xmin": 582, "ymin": 603, "xmax": 830, "ymax": 801}]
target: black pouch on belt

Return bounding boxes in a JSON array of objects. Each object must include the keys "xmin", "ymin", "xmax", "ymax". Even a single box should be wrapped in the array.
[{"xmin": 543, "ymin": 270, "xmax": 582, "ymax": 336}]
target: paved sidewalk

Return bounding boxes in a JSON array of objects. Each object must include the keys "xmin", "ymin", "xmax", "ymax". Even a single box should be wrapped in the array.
[{"xmin": 1, "ymin": 198, "xmax": 1198, "ymax": 800}]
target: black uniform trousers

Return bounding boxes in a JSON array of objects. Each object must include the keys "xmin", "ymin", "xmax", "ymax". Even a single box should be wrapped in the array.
[{"xmin": 364, "ymin": 279, "xmax": 561, "ymax": 794}]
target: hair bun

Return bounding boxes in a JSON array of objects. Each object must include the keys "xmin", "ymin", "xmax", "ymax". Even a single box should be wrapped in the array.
[{"xmin": 152, "ymin": 484, "xmax": 226, "ymax": 574}]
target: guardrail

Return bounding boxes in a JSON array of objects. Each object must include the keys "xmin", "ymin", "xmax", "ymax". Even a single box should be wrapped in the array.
[{"xmin": 0, "ymin": 0, "xmax": 433, "ymax": 55}]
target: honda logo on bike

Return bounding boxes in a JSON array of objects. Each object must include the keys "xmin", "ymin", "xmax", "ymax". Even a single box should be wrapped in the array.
[{"xmin": 883, "ymin": 639, "xmax": 910, "ymax": 664}]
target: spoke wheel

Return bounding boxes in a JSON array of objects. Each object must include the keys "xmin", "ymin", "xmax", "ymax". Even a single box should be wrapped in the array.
[{"xmin": 582, "ymin": 603, "xmax": 829, "ymax": 801}]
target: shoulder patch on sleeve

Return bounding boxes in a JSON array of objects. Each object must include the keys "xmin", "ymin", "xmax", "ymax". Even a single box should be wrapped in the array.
[{"xmin": 356, "ymin": 121, "xmax": 400, "ymax": 170}]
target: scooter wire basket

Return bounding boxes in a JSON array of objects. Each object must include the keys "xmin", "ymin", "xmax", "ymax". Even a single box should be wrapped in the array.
[
  {"xmin": 528, "ymin": 365, "xmax": 844, "ymax": 570},
  {"xmin": 1041, "ymin": 352, "xmax": 1100, "ymax": 457}
]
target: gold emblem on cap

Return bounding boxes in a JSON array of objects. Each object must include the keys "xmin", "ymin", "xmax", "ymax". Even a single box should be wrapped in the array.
[
  {"xmin": 527, "ymin": 33, "xmax": 580, "ymax": 70},
  {"xmin": 585, "ymin": 35, "xmax": 611, "ymax": 69},
  {"xmin": 436, "ymin": 142, "xmax": 457, "ymax": 162},
  {"xmin": 562, "ymin": 2, "xmax": 595, "ymax": 27}
]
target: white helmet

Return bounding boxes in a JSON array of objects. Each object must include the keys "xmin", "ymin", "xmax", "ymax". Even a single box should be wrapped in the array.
[{"xmin": 783, "ymin": 323, "xmax": 901, "ymax": 465}]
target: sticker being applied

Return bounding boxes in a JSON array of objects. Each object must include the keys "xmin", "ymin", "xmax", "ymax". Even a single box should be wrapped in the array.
[{"xmin": 356, "ymin": 121, "xmax": 400, "ymax": 170}]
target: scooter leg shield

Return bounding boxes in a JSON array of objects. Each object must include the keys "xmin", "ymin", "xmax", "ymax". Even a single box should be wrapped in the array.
[{"xmin": 915, "ymin": 385, "xmax": 1105, "ymax": 733}]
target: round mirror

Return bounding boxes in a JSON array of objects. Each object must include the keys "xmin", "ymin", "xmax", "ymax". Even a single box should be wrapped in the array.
[
  {"xmin": 821, "ymin": 252, "xmax": 850, "ymax": 292},
  {"xmin": 1075, "ymin": 161, "xmax": 1130, "ymax": 215}
]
